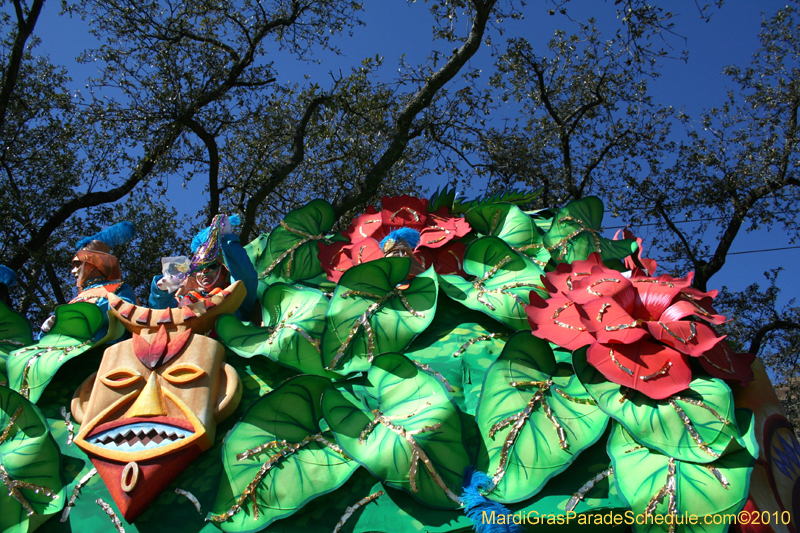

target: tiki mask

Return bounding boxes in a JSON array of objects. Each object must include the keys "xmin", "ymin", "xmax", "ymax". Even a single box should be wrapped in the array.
[{"xmin": 71, "ymin": 282, "xmax": 245, "ymax": 521}]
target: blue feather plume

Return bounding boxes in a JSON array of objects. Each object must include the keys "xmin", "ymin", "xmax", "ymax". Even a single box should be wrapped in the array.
[
  {"xmin": 461, "ymin": 467, "xmax": 525, "ymax": 533},
  {"xmin": 191, "ymin": 226, "xmax": 211, "ymax": 253},
  {"xmin": 229, "ymin": 214, "xmax": 241, "ymax": 226},
  {"xmin": 75, "ymin": 221, "xmax": 136, "ymax": 251},
  {"xmin": 379, "ymin": 227, "xmax": 421, "ymax": 250},
  {"xmin": 0, "ymin": 265, "xmax": 17, "ymax": 287}
]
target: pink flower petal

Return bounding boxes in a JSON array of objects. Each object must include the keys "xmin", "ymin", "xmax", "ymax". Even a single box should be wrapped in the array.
[
  {"xmin": 342, "ymin": 206, "xmax": 384, "ymax": 242},
  {"xmin": 526, "ymin": 294, "xmax": 594, "ymax": 351},
  {"xmin": 581, "ymin": 298, "xmax": 648, "ymax": 345},
  {"xmin": 380, "ymin": 195, "xmax": 428, "ymax": 230},
  {"xmin": 571, "ymin": 265, "xmax": 636, "ymax": 312},
  {"xmin": 587, "ymin": 340, "xmax": 692, "ymax": 400},
  {"xmin": 645, "ymin": 320, "xmax": 724, "ymax": 357},
  {"xmin": 696, "ymin": 339, "xmax": 756, "ymax": 387},
  {"xmin": 540, "ymin": 253, "xmax": 604, "ymax": 295}
]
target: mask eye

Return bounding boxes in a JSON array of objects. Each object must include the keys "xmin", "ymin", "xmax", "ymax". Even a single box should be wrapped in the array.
[
  {"xmin": 99, "ymin": 368, "xmax": 142, "ymax": 388},
  {"xmin": 162, "ymin": 363, "xmax": 206, "ymax": 384}
]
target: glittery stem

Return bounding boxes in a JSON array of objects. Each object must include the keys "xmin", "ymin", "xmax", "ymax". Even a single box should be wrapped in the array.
[
  {"xmin": 550, "ymin": 217, "xmax": 602, "ymax": 260},
  {"xmin": 359, "ymin": 407, "xmax": 459, "ymax": 503},
  {"xmin": 397, "ymin": 292, "xmax": 425, "ymax": 318},
  {"xmin": 60, "ymin": 406, "xmax": 74, "ymax": 446},
  {"xmin": 668, "ymin": 399, "xmax": 720, "ymax": 458},
  {"xmin": 210, "ymin": 437, "xmax": 312, "ymax": 522},
  {"xmin": 96, "ymin": 498, "xmax": 125, "ymax": 533},
  {"xmin": 451, "ymin": 333, "xmax": 507, "ymax": 358},
  {"xmin": 552, "ymin": 387, "xmax": 597, "ymax": 406},
  {"xmin": 657, "ymin": 321, "xmax": 697, "ymax": 345},
  {"xmin": 259, "ymin": 221, "xmax": 327, "ymax": 278},
  {"xmin": 472, "ymin": 255, "xmax": 513, "ymax": 311},
  {"xmin": 610, "ymin": 349, "xmax": 634, "ymax": 376},
  {"xmin": 332, "ymin": 490, "xmax": 385, "ymax": 533},
  {"xmin": 639, "ymin": 361, "xmax": 673, "ymax": 381},
  {"xmin": 565, "ymin": 467, "xmax": 613, "ymax": 512},
  {"xmin": 672, "ymin": 396, "xmax": 730, "ymax": 425},
  {"xmin": 175, "ymin": 488, "xmax": 203, "ymax": 514},
  {"xmin": 0, "ymin": 463, "xmax": 59, "ymax": 516},
  {"xmin": 413, "ymin": 361, "xmax": 453, "ymax": 391},
  {"xmin": 585, "ymin": 278, "xmax": 621, "ymax": 296},
  {"xmin": 61, "ymin": 468, "xmax": 97, "ymax": 522},
  {"xmin": 489, "ymin": 378, "xmax": 571, "ymax": 486},
  {"xmin": 327, "ymin": 289, "xmax": 401, "ymax": 370},
  {"xmin": 705, "ymin": 464, "xmax": 730, "ymax": 489},
  {"xmin": 0, "ymin": 406, "xmax": 22, "ymax": 445},
  {"xmin": 236, "ymin": 439, "xmax": 290, "ymax": 461}
]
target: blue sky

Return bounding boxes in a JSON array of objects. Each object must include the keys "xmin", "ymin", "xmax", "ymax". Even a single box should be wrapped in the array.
[{"xmin": 35, "ymin": 1, "xmax": 798, "ymax": 307}]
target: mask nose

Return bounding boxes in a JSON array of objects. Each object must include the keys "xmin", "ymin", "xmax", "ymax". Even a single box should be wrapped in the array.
[{"xmin": 127, "ymin": 372, "xmax": 168, "ymax": 417}]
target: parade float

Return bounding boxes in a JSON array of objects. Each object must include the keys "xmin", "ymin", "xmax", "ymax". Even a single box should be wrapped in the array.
[{"xmin": 0, "ymin": 191, "xmax": 797, "ymax": 533}]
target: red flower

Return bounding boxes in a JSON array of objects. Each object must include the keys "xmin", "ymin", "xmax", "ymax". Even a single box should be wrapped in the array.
[
  {"xmin": 320, "ymin": 195, "xmax": 471, "ymax": 281},
  {"xmin": 317, "ymin": 239, "xmax": 384, "ymax": 283},
  {"xmin": 526, "ymin": 253, "xmax": 752, "ymax": 399}
]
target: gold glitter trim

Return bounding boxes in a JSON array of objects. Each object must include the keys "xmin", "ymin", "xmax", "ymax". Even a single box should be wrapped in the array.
[
  {"xmin": 175, "ymin": 488, "xmax": 202, "ymax": 514},
  {"xmin": 413, "ymin": 361, "xmax": 453, "ymax": 392},
  {"xmin": 586, "ymin": 278, "xmax": 621, "ymax": 297},
  {"xmin": 552, "ymin": 387, "xmax": 596, "ymax": 405},
  {"xmin": 642, "ymin": 458, "xmax": 678, "ymax": 531},
  {"xmin": 668, "ymin": 399, "xmax": 720, "ymax": 458},
  {"xmin": 566, "ymin": 467, "xmax": 613, "ymax": 512},
  {"xmin": 359, "ymin": 407, "xmax": 460, "ymax": 503},
  {"xmin": 260, "ymin": 221, "xmax": 328, "ymax": 278},
  {"xmin": 550, "ymin": 217, "xmax": 602, "ymax": 261},
  {"xmin": 358, "ymin": 219, "xmax": 382, "ymax": 238},
  {"xmin": 552, "ymin": 301, "xmax": 586, "ymax": 331},
  {"xmin": 657, "ymin": 321, "xmax": 697, "ymax": 345},
  {"xmin": 61, "ymin": 468, "xmax": 97, "ymax": 522},
  {"xmin": 211, "ymin": 437, "xmax": 312, "ymax": 522},
  {"xmin": 596, "ymin": 303, "xmax": 611, "ymax": 322},
  {"xmin": 624, "ymin": 445, "xmax": 644, "ymax": 453},
  {"xmin": 390, "ymin": 207, "xmax": 421, "ymax": 222},
  {"xmin": 264, "ymin": 305, "xmax": 321, "ymax": 354},
  {"xmin": 452, "ymin": 333, "xmax": 508, "ymax": 358},
  {"xmin": 672, "ymin": 396, "xmax": 730, "ymax": 425},
  {"xmin": 610, "ymin": 349, "xmax": 634, "ymax": 377},
  {"xmin": 0, "ymin": 463, "xmax": 59, "ymax": 517},
  {"xmin": 633, "ymin": 279, "xmax": 674, "ymax": 288},
  {"xmin": 333, "ymin": 490, "xmax": 385, "ymax": 533},
  {"xmin": 327, "ymin": 284, "xmax": 423, "ymax": 370},
  {"xmin": 95, "ymin": 498, "xmax": 125, "ymax": 533},
  {"xmin": 61, "ymin": 406, "xmax": 74, "ymax": 445},
  {"xmin": 639, "ymin": 362, "xmax": 672, "ymax": 381},
  {"xmin": 705, "ymin": 464, "xmax": 730, "ymax": 489},
  {"xmin": 0, "ymin": 405, "xmax": 22, "ymax": 445}
]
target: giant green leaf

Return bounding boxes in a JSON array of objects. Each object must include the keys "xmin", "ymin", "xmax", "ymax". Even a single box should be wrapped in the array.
[
  {"xmin": 211, "ymin": 375, "xmax": 358, "ymax": 533},
  {"xmin": 322, "ymin": 258, "xmax": 437, "ymax": 374},
  {"xmin": 608, "ymin": 420, "xmax": 754, "ymax": 533},
  {"xmin": 439, "ymin": 236, "xmax": 546, "ymax": 331},
  {"xmin": 256, "ymin": 199, "xmax": 336, "ymax": 282},
  {"xmin": 574, "ymin": 349, "xmax": 744, "ymax": 463},
  {"xmin": 543, "ymin": 197, "xmax": 637, "ymax": 264},
  {"xmin": 0, "ymin": 301, "xmax": 32, "ymax": 382},
  {"xmin": 465, "ymin": 203, "xmax": 550, "ymax": 266},
  {"xmin": 322, "ymin": 353, "xmax": 469, "ymax": 509},
  {"xmin": 6, "ymin": 303, "xmax": 117, "ymax": 404},
  {"xmin": 476, "ymin": 332, "xmax": 609, "ymax": 503},
  {"xmin": 0, "ymin": 386, "xmax": 64, "ymax": 533},
  {"xmin": 405, "ymin": 300, "xmax": 512, "ymax": 415},
  {"xmin": 216, "ymin": 283, "xmax": 336, "ymax": 378}
]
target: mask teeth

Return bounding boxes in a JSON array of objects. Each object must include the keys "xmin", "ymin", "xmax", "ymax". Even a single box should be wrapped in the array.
[{"xmin": 92, "ymin": 426, "xmax": 189, "ymax": 448}]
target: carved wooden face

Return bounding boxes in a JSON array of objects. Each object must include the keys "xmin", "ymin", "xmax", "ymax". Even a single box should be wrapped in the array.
[
  {"xmin": 73, "ymin": 330, "xmax": 239, "ymax": 461},
  {"xmin": 70, "ymin": 329, "xmax": 241, "ymax": 521}
]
